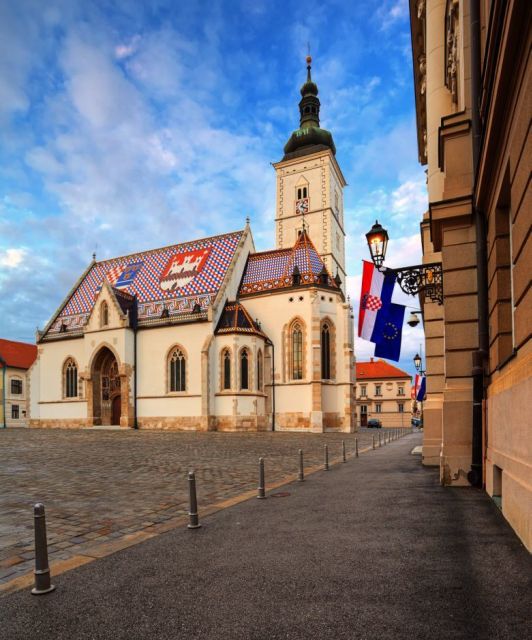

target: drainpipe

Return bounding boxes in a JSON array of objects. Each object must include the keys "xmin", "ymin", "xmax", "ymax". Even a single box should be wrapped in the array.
[
  {"xmin": 266, "ymin": 339, "xmax": 275, "ymax": 432},
  {"xmin": 468, "ymin": 0, "xmax": 488, "ymax": 487},
  {"xmin": 132, "ymin": 299, "xmax": 139, "ymax": 430},
  {"xmin": 0, "ymin": 356, "xmax": 6, "ymax": 429}
]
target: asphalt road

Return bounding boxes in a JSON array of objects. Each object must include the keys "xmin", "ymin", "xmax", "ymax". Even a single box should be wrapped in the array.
[{"xmin": 1, "ymin": 432, "xmax": 530, "ymax": 640}]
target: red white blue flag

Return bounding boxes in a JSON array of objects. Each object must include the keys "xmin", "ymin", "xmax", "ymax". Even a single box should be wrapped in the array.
[
  {"xmin": 358, "ymin": 260, "xmax": 405, "ymax": 362},
  {"xmin": 414, "ymin": 374, "xmax": 426, "ymax": 401}
]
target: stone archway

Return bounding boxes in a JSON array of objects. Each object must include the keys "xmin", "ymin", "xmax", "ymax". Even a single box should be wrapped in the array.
[{"xmin": 90, "ymin": 346, "xmax": 122, "ymax": 426}]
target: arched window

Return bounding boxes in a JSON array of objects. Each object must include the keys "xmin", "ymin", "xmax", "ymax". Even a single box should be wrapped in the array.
[
  {"xmin": 100, "ymin": 301, "xmax": 109, "ymax": 327},
  {"xmin": 222, "ymin": 348, "xmax": 231, "ymax": 390},
  {"xmin": 321, "ymin": 323, "xmax": 331, "ymax": 380},
  {"xmin": 240, "ymin": 348, "xmax": 249, "ymax": 390},
  {"xmin": 291, "ymin": 322, "xmax": 303, "ymax": 380},
  {"xmin": 64, "ymin": 359, "xmax": 78, "ymax": 398},
  {"xmin": 257, "ymin": 349, "xmax": 263, "ymax": 391},
  {"xmin": 169, "ymin": 348, "xmax": 186, "ymax": 392}
]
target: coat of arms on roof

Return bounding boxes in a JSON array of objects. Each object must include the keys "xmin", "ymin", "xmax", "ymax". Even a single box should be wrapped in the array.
[{"xmin": 159, "ymin": 248, "xmax": 211, "ymax": 292}]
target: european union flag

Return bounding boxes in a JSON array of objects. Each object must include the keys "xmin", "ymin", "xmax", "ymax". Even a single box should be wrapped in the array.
[{"xmin": 373, "ymin": 302, "xmax": 406, "ymax": 362}]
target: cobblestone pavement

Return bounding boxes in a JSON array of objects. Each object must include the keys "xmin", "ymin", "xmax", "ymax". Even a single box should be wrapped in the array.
[{"xmin": 0, "ymin": 427, "xmax": 395, "ymax": 586}]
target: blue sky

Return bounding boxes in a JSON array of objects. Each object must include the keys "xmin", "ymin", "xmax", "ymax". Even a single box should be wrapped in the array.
[{"xmin": 0, "ymin": 0, "xmax": 427, "ymax": 376}]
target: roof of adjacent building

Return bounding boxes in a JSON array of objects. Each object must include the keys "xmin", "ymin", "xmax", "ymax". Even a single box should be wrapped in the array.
[
  {"xmin": 239, "ymin": 229, "xmax": 339, "ymax": 297},
  {"xmin": 43, "ymin": 230, "xmax": 244, "ymax": 339},
  {"xmin": 0, "ymin": 339, "xmax": 37, "ymax": 370},
  {"xmin": 355, "ymin": 358, "xmax": 411, "ymax": 380},
  {"xmin": 215, "ymin": 301, "xmax": 267, "ymax": 339}
]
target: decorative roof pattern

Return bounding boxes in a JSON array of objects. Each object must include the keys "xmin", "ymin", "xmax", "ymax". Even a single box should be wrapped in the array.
[
  {"xmin": 355, "ymin": 358, "xmax": 411, "ymax": 380},
  {"xmin": 0, "ymin": 339, "xmax": 37, "ymax": 370},
  {"xmin": 215, "ymin": 301, "xmax": 267, "ymax": 338},
  {"xmin": 240, "ymin": 230, "xmax": 338, "ymax": 296},
  {"xmin": 45, "ymin": 231, "xmax": 243, "ymax": 336}
]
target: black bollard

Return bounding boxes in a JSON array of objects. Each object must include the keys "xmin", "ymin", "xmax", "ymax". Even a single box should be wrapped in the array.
[
  {"xmin": 324, "ymin": 445, "xmax": 329, "ymax": 471},
  {"xmin": 298, "ymin": 449, "xmax": 304, "ymax": 482},
  {"xmin": 355, "ymin": 437, "xmax": 359, "ymax": 458},
  {"xmin": 187, "ymin": 471, "xmax": 201, "ymax": 529},
  {"xmin": 31, "ymin": 503, "xmax": 55, "ymax": 595},
  {"xmin": 342, "ymin": 440, "xmax": 346, "ymax": 463},
  {"xmin": 257, "ymin": 457, "xmax": 266, "ymax": 499},
  {"xmin": 379, "ymin": 433, "xmax": 382, "ymax": 447},
  {"xmin": 372, "ymin": 435, "xmax": 375, "ymax": 450}
]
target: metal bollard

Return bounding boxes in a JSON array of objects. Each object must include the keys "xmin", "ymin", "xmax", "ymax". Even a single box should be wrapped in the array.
[
  {"xmin": 187, "ymin": 471, "xmax": 201, "ymax": 529},
  {"xmin": 324, "ymin": 445, "xmax": 329, "ymax": 470},
  {"xmin": 372, "ymin": 436, "xmax": 375, "ymax": 450},
  {"xmin": 378, "ymin": 433, "xmax": 381, "ymax": 447},
  {"xmin": 342, "ymin": 440, "xmax": 346, "ymax": 463},
  {"xmin": 257, "ymin": 457, "xmax": 266, "ymax": 499},
  {"xmin": 355, "ymin": 438, "xmax": 359, "ymax": 458},
  {"xmin": 31, "ymin": 503, "xmax": 55, "ymax": 595},
  {"xmin": 298, "ymin": 449, "xmax": 305, "ymax": 482}
]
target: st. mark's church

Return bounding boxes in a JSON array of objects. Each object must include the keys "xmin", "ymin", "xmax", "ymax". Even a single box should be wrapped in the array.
[{"xmin": 30, "ymin": 58, "xmax": 356, "ymax": 432}]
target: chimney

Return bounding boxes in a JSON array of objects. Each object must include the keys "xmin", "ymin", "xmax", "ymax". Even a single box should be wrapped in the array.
[{"xmin": 370, "ymin": 357, "xmax": 374, "ymax": 363}]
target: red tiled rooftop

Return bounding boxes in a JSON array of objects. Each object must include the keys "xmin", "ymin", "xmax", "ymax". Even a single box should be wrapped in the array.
[
  {"xmin": 0, "ymin": 339, "xmax": 37, "ymax": 370},
  {"xmin": 355, "ymin": 358, "xmax": 411, "ymax": 380}
]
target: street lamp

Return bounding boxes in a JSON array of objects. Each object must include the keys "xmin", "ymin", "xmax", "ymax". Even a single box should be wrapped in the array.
[
  {"xmin": 365, "ymin": 220, "xmax": 444, "ymax": 305},
  {"xmin": 365, "ymin": 220, "xmax": 389, "ymax": 269},
  {"xmin": 413, "ymin": 352, "xmax": 423, "ymax": 373}
]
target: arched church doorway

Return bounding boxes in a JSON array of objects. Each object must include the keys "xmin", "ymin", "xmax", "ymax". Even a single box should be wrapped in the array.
[{"xmin": 91, "ymin": 347, "xmax": 122, "ymax": 426}]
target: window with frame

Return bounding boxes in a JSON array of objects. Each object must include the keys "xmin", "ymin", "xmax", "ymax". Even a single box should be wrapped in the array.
[
  {"xmin": 397, "ymin": 385, "xmax": 405, "ymax": 396},
  {"xmin": 360, "ymin": 405, "xmax": 367, "ymax": 415},
  {"xmin": 398, "ymin": 403, "xmax": 404, "ymax": 413},
  {"xmin": 11, "ymin": 405, "xmax": 19, "ymax": 419},
  {"xmin": 100, "ymin": 301, "xmax": 109, "ymax": 327},
  {"xmin": 257, "ymin": 349, "xmax": 263, "ymax": 392},
  {"xmin": 375, "ymin": 384, "xmax": 382, "ymax": 396},
  {"xmin": 64, "ymin": 359, "xmax": 78, "ymax": 398},
  {"xmin": 321, "ymin": 323, "xmax": 331, "ymax": 380},
  {"xmin": 11, "ymin": 379, "xmax": 23, "ymax": 395},
  {"xmin": 222, "ymin": 349, "xmax": 231, "ymax": 391},
  {"xmin": 169, "ymin": 348, "xmax": 186, "ymax": 392},
  {"xmin": 291, "ymin": 322, "xmax": 303, "ymax": 380},
  {"xmin": 360, "ymin": 384, "xmax": 367, "ymax": 397},
  {"xmin": 297, "ymin": 186, "xmax": 308, "ymax": 200},
  {"xmin": 240, "ymin": 348, "xmax": 250, "ymax": 390},
  {"xmin": 375, "ymin": 403, "xmax": 382, "ymax": 414}
]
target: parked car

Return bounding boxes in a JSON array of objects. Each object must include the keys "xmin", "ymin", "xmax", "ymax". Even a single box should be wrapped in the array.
[{"xmin": 367, "ymin": 418, "xmax": 382, "ymax": 428}]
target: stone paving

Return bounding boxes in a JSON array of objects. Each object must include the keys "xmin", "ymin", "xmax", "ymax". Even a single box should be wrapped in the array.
[{"xmin": 0, "ymin": 427, "xmax": 393, "ymax": 587}]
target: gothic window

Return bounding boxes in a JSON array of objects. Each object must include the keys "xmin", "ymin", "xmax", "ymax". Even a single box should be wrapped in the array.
[
  {"xmin": 11, "ymin": 378, "xmax": 23, "ymax": 395},
  {"xmin": 240, "ymin": 348, "xmax": 250, "ymax": 390},
  {"xmin": 100, "ymin": 301, "xmax": 109, "ymax": 328},
  {"xmin": 321, "ymin": 323, "xmax": 331, "ymax": 380},
  {"xmin": 257, "ymin": 349, "xmax": 263, "ymax": 391},
  {"xmin": 64, "ymin": 358, "xmax": 78, "ymax": 398},
  {"xmin": 169, "ymin": 347, "xmax": 186, "ymax": 392},
  {"xmin": 222, "ymin": 348, "xmax": 231, "ymax": 390},
  {"xmin": 296, "ymin": 186, "xmax": 308, "ymax": 200},
  {"xmin": 291, "ymin": 322, "xmax": 303, "ymax": 380}
]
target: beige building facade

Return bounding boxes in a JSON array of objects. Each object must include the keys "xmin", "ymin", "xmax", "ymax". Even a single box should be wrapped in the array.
[
  {"xmin": 30, "ymin": 60, "xmax": 356, "ymax": 434},
  {"xmin": 0, "ymin": 339, "xmax": 37, "ymax": 427},
  {"xmin": 355, "ymin": 359, "xmax": 411, "ymax": 428},
  {"xmin": 409, "ymin": 0, "xmax": 531, "ymax": 549}
]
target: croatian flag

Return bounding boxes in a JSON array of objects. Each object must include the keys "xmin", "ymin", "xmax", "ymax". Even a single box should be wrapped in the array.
[
  {"xmin": 414, "ymin": 374, "xmax": 426, "ymax": 401},
  {"xmin": 358, "ymin": 261, "xmax": 406, "ymax": 362}
]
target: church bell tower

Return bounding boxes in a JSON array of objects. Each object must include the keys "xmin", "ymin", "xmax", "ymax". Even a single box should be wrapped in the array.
[{"xmin": 273, "ymin": 56, "xmax": 347, "ymax": 290}]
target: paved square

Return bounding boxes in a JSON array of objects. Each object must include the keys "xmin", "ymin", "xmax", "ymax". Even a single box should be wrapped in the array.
[{"xmin": 0, "ymin": 427, "xmax": 386, "ymax": 587}]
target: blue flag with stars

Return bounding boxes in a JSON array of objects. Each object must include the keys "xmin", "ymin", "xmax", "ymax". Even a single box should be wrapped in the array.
[{"xmin": 373, "ymin": 302, "xmax": 406, "ymax": 362}]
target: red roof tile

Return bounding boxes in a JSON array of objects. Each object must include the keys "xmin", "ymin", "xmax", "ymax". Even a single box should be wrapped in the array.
[
  {"xmin": 355, "ymin": 358, "xmax": 411, "ymax": 380},
  {"xmin": 0, "ymin": 339, "xmax": 37, "ymax": 370}
]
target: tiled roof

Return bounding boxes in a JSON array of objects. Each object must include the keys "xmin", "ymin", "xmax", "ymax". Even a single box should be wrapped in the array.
[
  {"xmin": 355, "ymin": 359, "xmax": 411, "ymax": 380},
  {"xmin": 0, "ymin": 339, "xmax": 37, "ymax": 370},
  {"xmin": 44, "ymin": 230, "xmax": 244, "ymax": 337},
  {"xmin": 239, "ymin": 230, "xmax": 338, "ymax": 296},
  {"xmin": 215, "ymin": 301, "xmax": 267, "ymax": 338}
]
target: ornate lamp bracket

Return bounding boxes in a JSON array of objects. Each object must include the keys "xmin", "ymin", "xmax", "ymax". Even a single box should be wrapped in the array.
[{"xmin": 389, "ymin": 262, "xmax": 443, "ymax": 305}]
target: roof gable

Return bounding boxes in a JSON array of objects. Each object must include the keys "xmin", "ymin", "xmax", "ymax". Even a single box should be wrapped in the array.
[
  {"xmin": 239, "ymin": 230, "xmax": 338, "ymax": 296},
  {"xmin": 42, "ymin": 230, "xmax": 244, "ymax": 339},
  {"xmin": 0, "ymin": 339, "xmax": 37, "ymax": 369}
]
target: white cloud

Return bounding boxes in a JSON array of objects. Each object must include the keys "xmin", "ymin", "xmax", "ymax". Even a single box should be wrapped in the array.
[
  {"xmin": 0, "ymin": 247, "xmax": 27, "ymax": 268},
  {"xmin": 115, "ymin": 35, "xmax": 141, "ymax": 60}
]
